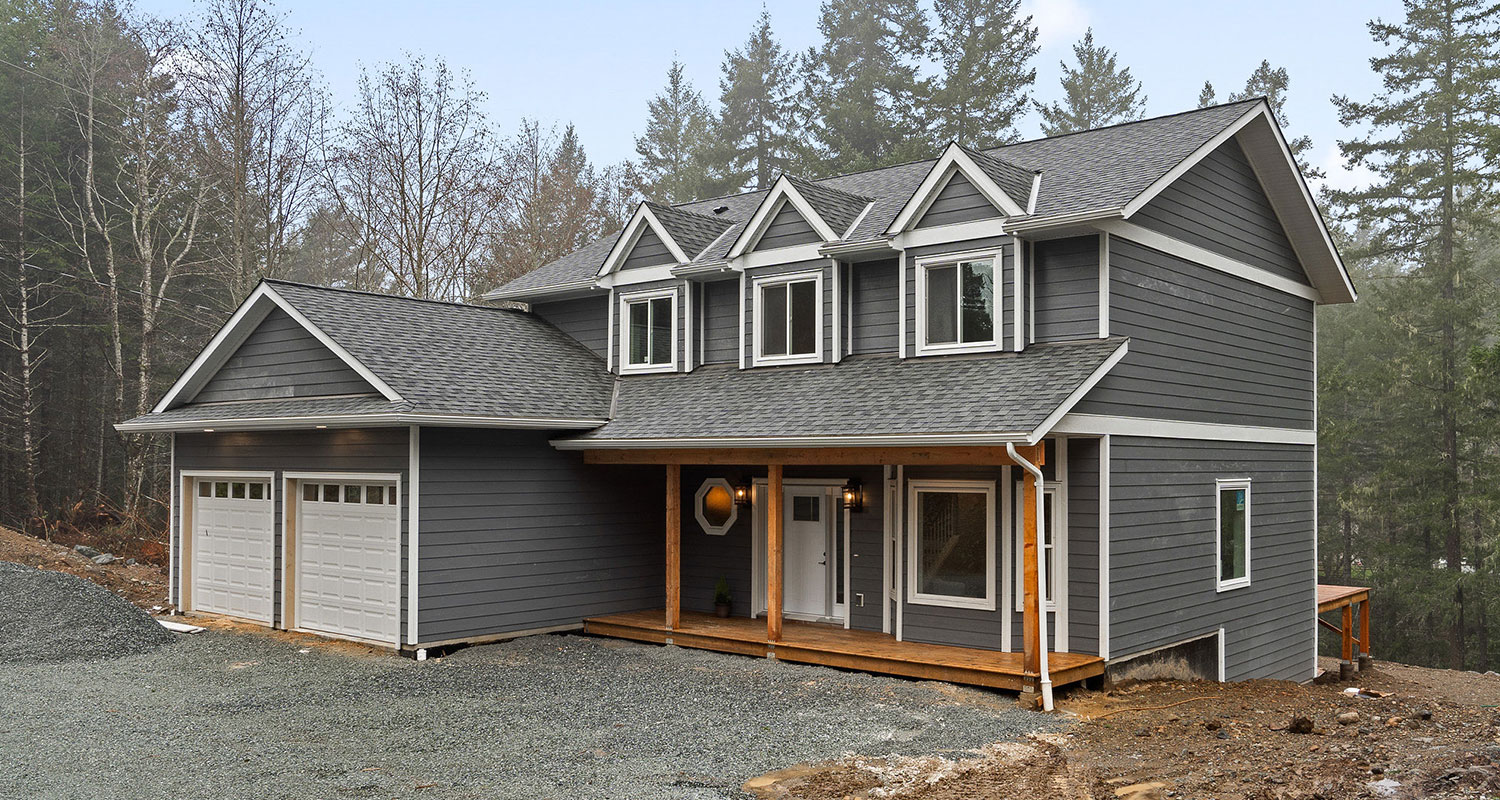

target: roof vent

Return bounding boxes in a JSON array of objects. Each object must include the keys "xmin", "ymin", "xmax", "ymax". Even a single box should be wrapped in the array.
[{"xmin": 713, "ymin": 205, "xmax": 729, "ymax": 215}]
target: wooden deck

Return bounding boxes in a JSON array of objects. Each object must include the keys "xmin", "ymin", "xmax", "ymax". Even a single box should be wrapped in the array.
[
  {"xmin": 584, "ymin": 609, "xmax": 1106, "ymax": 692},
  {"xmin": 1317, "ymin": 584, "xmax": 1370, "ymax": 613}
]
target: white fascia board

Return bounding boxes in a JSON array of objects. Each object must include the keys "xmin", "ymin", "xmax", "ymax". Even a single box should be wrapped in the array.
[
  {"xmin": 1121, "ymin": 103, "xmax": 1268, "ymax": 220},
  {"xmin": 596, "ymin": 203, "xmax": 690, "ymax": 277},
  {"xmin": 886, "ymin": 144, "xmax": 1025, "ymax": 235},
  {"xmin": 549, "ymin": 431, "xmax": 1032, "ymax": 450},
  {"xmin": 1098, "ymin": 220, "xmax": 1323, "ymax": 303},
  {"xmin": 483, "ymin": 280, "xmax": 600, "ymax": 302},
  {"xmin": 1025, "ymin": 341, "xmax": 1129, "ymax": 443},
  {"xmin": 726, "ymin": 176, "xmax": 840, "ymax": 259},
  {"xmin": 1049, "ymin": 413, "xmax": 1317, "ymax": 445},
  {"xmin": 151, "ymin": 284, "xmax": 402, "ymax": 413},
  {"xmin": 116, "ymin": 412, "xmax": 608, "ymax": 433},
  {"xmin": 1003, "ymin": 208, "xmax": 1124, "ymax": 235},
  {"xmin": 671, "ymin": 261, "xmax": 734, "ymax": 278},
  {"xmin": 600, "ymin": 263, "xmax": 680, "ymax": 288}
]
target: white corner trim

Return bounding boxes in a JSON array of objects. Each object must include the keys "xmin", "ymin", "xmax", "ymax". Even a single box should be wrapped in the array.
[
  {"xmin": 407, "ymin": 425, "xmax": 420, "ymax": 646},
  {"xmin": 1012, "ymin": 238, "xmax": 1025, "ymax": 352},
  {"xmin": 1098, "ymin": 434, "xmax": 1111, "ymax": 660},
  {"xmin": 830, "ymin": 259, "xmax": 842, "ymax": 363},
  {"xmin": 597, "ymin": 203, "xmax": 690, "ymax": 277},
  {"xmin": 727, "ymin": 177, "xmax": 840, "ymax": 259},
  {"xmin": 606, "ymin": 287, "xmax": 615, "ymax": 372},
  {"xmin": 1026, "ymin": 341, "xmax": 1130, "ymax": 443},
  {"xmin": 1099, "ymin": 220, "xmax": 1323, "ymax": 303},
  {"xmin": 738, "ymin": 272, "xmax": 747, "ymax": 369},
  {"xmin": 898, "ymin": 250, "xmax": 908, "ymax": 359},
  {"xmin": 1121, "ymin": 104, "xmax": 1268, "ymax": 220},
  {"xmin": 683, "ymin": 279, "xmax": 695, "ymax": 373},
  {"xmin": 1217, "ymin": 627, "xmax": 1228, "ymax": 682},
  {"xmin": 1050, "ymin": 413, "xmax": 1317, "ymax": 445},
  {"xmin": 1098, "ymin": 232, "xmax": 1111, "ymax": 338},
  {"xmin": 999, "ymin": 464, "xmax": 1012, "ymax": 652},
  {"xmin": 168, "ymin": 432, "xmax": 177, "ymax": 607}
]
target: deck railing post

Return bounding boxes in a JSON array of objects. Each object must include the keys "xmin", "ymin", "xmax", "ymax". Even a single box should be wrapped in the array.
[
  {"xmin": 1358, "ymin": 598, "xmax": 1372, "ymax": 670},
  {"xmin": 666, "ymin": 464, "xmax": 681, "ymax": 631},
  {"xmin": 1340, "ymin": 603, "xmax": 1354, "ymax": 680},
  {"xmin": 767, "ymin": 464, "xmax": 783, "ymax": 642}
]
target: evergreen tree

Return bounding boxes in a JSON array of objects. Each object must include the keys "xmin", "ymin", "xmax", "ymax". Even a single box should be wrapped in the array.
[
  {"xmin": 1197, "ymin": 80, "xmax": 1216, "ymax": 108},
  {"xmin": 1228, "ymin": 60, "xmax": 1320, "ymax": 177},
  {"xmin": 714, "ymin": 10, "xmax": 796, "ymax": 191},
  {"xmin": 1033, "ymin": 28, "xmax": 1147, "ymax": 136},
  {"xmin": 634, "ymin": 60, "xmax": 722, "ymax": 204},
  {"xmin": 928, "ymin": 0, "xmax": 1038, "ymax": 148},
  {"xmin": 796, "ymin": 0, "xmax": 932, "ymax": 174}
]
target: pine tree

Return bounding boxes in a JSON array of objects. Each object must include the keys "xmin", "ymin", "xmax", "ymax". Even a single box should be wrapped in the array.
[
  {"xmin": 634, "ymin": 60, "xmax": 721, "ymax": 204},
  {"xmin": 1228, "ymin": 60, "xmax": 1321, "ymax": 177},
  {"xmin": 797, "ymin": 0, "xmax": 932, "ymax": 174},
  {"xmin": 1033, "ymin": 28, "xmax": 1147, "ymax": 136},
  {"xmin": 1329, "ymin": 0, "xmax": 1500, "ymax": 669},
  {"xmin": 1197, "ymin": 80, "xmax": 1216, "ymax": 108},
  {"xmin": 714, "ymin": 10, "xmax": 796, "ymax": 191},
  {"xmin": 928, "ymin": 0, "xmax": 1038, "ymax": 148}
]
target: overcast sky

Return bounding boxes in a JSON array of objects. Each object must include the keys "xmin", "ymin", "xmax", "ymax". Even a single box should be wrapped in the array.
[{"xmin": 138, "ymin": 0, "xmax": 1398, "ymax": 193}]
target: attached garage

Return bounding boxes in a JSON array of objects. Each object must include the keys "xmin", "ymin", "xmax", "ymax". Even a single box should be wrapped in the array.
[
  {"xmin": 291, "ymin": 478, "xmax": 402, "ymax": 645},
  {"xmin": 188, "ymin": 475, "xmax": 275, "ymax": 624}
]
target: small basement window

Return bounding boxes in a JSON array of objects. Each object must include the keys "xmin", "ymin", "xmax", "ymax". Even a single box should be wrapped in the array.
[
  {"xmin": 754, "ymin": 271, "xmax": 822, "ymax": 365},
  {"xmin": 917, "ymin": 256, "xmax": 997, "ymax": 354},
  {"xmin": 619, "ymin": 289, "xmax": 677, "ymax": 374},
  {"xmin": 694, "ymin": 478, "xmax": 738, "ymax": 536},
  {"xmin": 1216, "ymin": 479, "xmax": 1251, "ymax": 591},
  {"xmin": 907, "ymin": 480, "xmax": 996, "ymax": 610}
]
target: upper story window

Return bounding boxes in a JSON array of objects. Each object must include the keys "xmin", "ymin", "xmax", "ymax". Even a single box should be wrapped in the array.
[
  {"xmin": 1216, "ymin": 478, "xmax": 1251, "ymax": 591},
  {"xmin": 753, "ymin": 271, "xmax": 822, "ymax": 366},
  {"xmin": 917, "ymin": 254, "xmax": 998, "ymax": 355},
  {"xmin": 619, "ymin": 288, "xmax": 677, "ymax": 374}
]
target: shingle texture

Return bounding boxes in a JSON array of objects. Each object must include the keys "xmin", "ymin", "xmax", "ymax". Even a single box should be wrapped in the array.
[
  {"xmin": 490, "ymin": 101, "xmax": 1260, "ymax": 298},
  {"xmin": 646, "ymin": 202, "xmax": 734, "ymax": 259},
  {"xmin": 567, "ymin": 338, "xmax": 1127, "ymax": 442},
  {"xmin": 120, "ymin": 396, "xmax": 412, "ymax": 429}
]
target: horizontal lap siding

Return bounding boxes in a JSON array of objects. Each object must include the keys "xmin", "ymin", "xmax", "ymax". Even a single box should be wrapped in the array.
[
  {"xmin": 754, "ymin": 202, "xmax": 822, "ymax": 250},
  {"xmin": 702, "ymin": 279, "xmax": 739, "ymax": 364},
  {"xmin": 680, "ymin": 467, "xmax": 753, "ymax": 616},
  {"xmin": 622, "ymin": 227, "xmax": 675, "ymax": 270},
  {"xmin": 1109, "ymin": 437, "xmax": 1315, "ymax": 681},
  {"xmin": 1076, "ymin": 238, "xmax": 1315, "ymax": 428},
  {"xmin": 1132, "ymin": 138, "xmax": 1308, "ymax": 285},
  {"xmin": 530, "ymin": 296, "xmax": 608, "ymax": 359},
  {"xmin": 915, "ymin": 172, "xmax": 1001, "ymax": 228},
  {"xmin": 417, "ymin": 428, "xmax": 662, "ymax": 642},
  {"xmin": 173, "ymin": 429, "xmax": 409, "ymax": 632},
  {"xmin": 900, "ymin": 466, "xmax": 1008, "ymax": 651},
  {"xmin": 193, "ymin": 309, "xmax": 375, "ymax": 403},
  {"xmin": 1033, "ymin": 236, "xmax": 1100, "ymax": 343},
  {"xmin": 904, "ymin": 236, "xmax": 1013, "ymax": 357},
  {"xmin": 850, "ymin": 260, "xmax": 899, "ymax": 355},
  {"xmin": 1067, "ymin": 438, "xmax": 1101, "ymax": 655}
]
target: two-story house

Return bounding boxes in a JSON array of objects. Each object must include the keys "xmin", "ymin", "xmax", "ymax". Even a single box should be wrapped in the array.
[{"xmin": 119, "ymin": 99, "xmax": 1354, "ymax": 709}]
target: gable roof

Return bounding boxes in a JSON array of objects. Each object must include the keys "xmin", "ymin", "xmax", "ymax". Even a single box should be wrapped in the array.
[
  {"xmin": 645, "ymin": 202, "xmax": 735, "ymax": 259},
  {"xmin": 119, "ymin": 280, "xmax": 615, "ymax": 432},
  {"xmin": 784, "ymin": 175, "xmax": 872, "ymax": 236},
  {"xmin": 959, "ymin": 145, "xmax": 1038, "ymax": 213}
]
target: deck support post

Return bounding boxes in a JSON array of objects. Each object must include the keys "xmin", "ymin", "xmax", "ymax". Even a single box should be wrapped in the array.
[
  {"xmin": 767, "ymin": 464, "xmax": 783, "ymax": 642},
  {"xmin": 666, "ymin": 464, "xmax": 681, "ymax": 631},
  {"xmin": 1357, "ymin": 598, "xmax": 1372, "ymax": 670},
  {"xmin": 1339, "ymin": 603, "xmax": 1354, "ymax": 680},
  {"xmin": 1021, "ymin": 468, "xmax": 1041, "ymax": 701}
]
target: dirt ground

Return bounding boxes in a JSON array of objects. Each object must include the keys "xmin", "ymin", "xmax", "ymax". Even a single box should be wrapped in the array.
[
  {"xmin": 0, "ymin": 525, "xmax": 168, "ymax": 611},
  {"xmin": 749, "ymin": 661, "xmax": 1500, "ymax": 800}
]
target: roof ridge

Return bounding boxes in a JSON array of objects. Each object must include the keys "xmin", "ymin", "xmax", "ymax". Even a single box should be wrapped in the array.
[
  {"xmin": 263, "ymin": 278, "xmax": 523, "ymax": 314},
  {"xmin": 986, "ymin": 98, "xmax": 1263, "ymax": 153},
  {"xmin": 647, "ymin": 200, "xmax": 736, "ymax": 225},
  {"xmin": 786, "ymin": 173, "xmax": 873, "ymax": 201},
  {"xmin": 959, "ymin": 143, "xmax": 1040, "ymax": 175}
]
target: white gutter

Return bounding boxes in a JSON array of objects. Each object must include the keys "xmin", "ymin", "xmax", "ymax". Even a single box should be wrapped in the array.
[
  {"xmin": 482, "ymin": 279, "xmax": 601, "ymax": 302},
  {"xmin": 550, "ymin": 431, "xmax": 1033, "ymax": 450},
  {"xmin": 1003, "ymin": 208, "xmax": 1124, "ymax": 235},
  {"xmin": 116, "ymin": 412, "xmax": 609, "ymax": 434},
  {"xmin": 1006, "ymin": 442, "xmax": 1053, "ymax": 712}
]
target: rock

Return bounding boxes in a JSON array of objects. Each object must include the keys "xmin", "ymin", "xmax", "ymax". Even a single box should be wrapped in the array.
[
  {"xmin": 126, "ymin": 558, "xmax": 136, "ymax": 566},
  {"xmin": 73, "ymin": 544, "xmax": 101, "ymax": 558},
  {"xmin": 1368, "ymin": 778, "xmax": 1401, "ymax": 798},
  {"xmin": 91, "ymin": 553, "xmax": 116, "ymax": 565},
  {"xmin": 1417, "ymin": 708, "xmax": 1432, "ymax": 721},
  {"xmin": 1216, "ymin": 730, "xmax": 1230, "ymax": 739},
  {"xmin": 1385, "ymin": 716, "xmax": 1403, "ymax": 727},
  {"xmin": 1287, "ymin": 716, "xmax": 1315, "ymax": 734},
  {"xmin": 1336, "ymin": 711, "xmax": 1361, "ymax": 726}
]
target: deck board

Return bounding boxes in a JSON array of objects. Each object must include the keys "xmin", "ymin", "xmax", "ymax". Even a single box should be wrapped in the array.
[
  {"xmin": 584, "ymin": 609, "xmax": 1105, "ymax": 692},
  {"xmin": 1317, "ymin": 584, "xmax": 1370, "ymax": 613}
]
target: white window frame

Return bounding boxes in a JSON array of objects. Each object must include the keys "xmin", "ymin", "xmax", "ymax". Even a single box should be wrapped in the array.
[
  {"xmin": 1215, "ymin": 478, "xmax": 1252, "ymax": 592},
  {"xmin": 906, "ymin": 479, "xmax": 997, "ymax": 611},
  {"xmin": 751, "ymin": 269, "xmax": 824, "ymax": 367},
  {"xmin": 914, "ymin": 250, "xmax": 1002, "ymax": 356},
  {"xmin": 693, "ymin": 478, "xmax": 738, "ymax": 536},
  {"xmin": 617, "ymin": 287, "xmax": 679, "ymax": 375}
]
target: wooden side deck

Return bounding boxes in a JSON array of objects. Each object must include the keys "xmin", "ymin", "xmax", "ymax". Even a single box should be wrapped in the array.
[
  {"xmin": 1317, "ymin": 584, "xmax": 1372, "ymax": 676},
  {"xmin": 584, "ymin": 609, "xmax": 1106, "ymax": 692}
]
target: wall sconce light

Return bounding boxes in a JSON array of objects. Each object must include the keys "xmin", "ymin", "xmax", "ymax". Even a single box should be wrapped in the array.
[
  {"xmin": 732, "ymin": 478, "xmax": 752, "ymax": 507},
  {"xmin": 841, "ymin": 478, "xmax": 864, "ymax": 512}
]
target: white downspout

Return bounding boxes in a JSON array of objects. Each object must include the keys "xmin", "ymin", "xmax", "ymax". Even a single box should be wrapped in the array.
[{"xmin": 1007, "ymin": 442, "xmax": 1053, "ymax": 711}]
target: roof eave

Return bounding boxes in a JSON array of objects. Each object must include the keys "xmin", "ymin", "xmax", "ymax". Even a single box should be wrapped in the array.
[
  {"xmin": 116, "ymin": 412, "xmax": 610, "ymax": 434},
  {"xmin": 550, "ymin": 431, "xmax": 1035, "ymax": 451}
]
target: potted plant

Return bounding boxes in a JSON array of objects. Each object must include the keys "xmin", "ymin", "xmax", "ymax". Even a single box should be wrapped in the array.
[{"xmin": 713, "ymin": 578, "xmax": 733, "ymax": 618}]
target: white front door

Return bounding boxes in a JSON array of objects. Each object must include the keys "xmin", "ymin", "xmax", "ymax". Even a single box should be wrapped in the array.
[
  {"xmin": 192, "ymin": 477, "xmax": 275, "ymax": 624},
  {"xmin": 783, "ymin": 490, "xmax": 829, "ymax": 619},
  {"xmin": 296, "ymin": 480, "xmax": 401, "ymax": 645}
]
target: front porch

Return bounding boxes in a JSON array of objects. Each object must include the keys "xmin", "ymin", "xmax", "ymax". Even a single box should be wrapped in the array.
[{"xmin": 585, "ymin": 609, "xmax": 1105, "ymax": 692}]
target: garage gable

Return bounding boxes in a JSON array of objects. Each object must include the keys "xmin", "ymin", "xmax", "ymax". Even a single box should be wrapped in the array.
[{"xmin": 193, "ymin": 307, "xmax": 381, "ymax": 404}]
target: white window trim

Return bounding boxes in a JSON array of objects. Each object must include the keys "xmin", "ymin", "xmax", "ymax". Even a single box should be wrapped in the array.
[
  {"xmin": 914, "ymin": 250, "xmax": 1003, "ymax": 356},
  {"xmin": 617, "ymin": 288, "xmax": 679, "ymax": 375},
  {"xmin": 1215, "ymin": 478, "xmax": 1252, "ymax": 592},
  {"xmin": 693, "ymin": 478, "xmax": 738, "ymax": 536},
  {"xmin": 906, "ymin": 478, "xmax": 997, "ymax": 611},
  {"xmin": 751, "ymin": 269, "xmax": 824, "ymax": 367}
]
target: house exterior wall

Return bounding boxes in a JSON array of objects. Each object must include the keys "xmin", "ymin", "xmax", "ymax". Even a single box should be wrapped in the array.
[
  {"xmin": 902, "ymin": 235, "xmax": 1014, "ymax": 357},
  {"xmin": 849, "ymin": 259, "xmax": 899, "ymax": 355},
  {"xmin": 1032, "ymin": 236, "xmax": 1101, "ymax": 343},
  {"xmin": 754, "ymin": 202, "xmax": 822, "ymax": 250},
  {"xmin": 741, "ymin": 259, "xmax": 836, "ymax": 365},
  {"xmin": 192, "ymin": 308, "xmax": 375, "ymax": 403},
  {"xmin": 700, "ymin": 279, "xmax": 739, "ymax": 365},
  {"xmin": 621, "ymin": 227, "xmax": 675, "ymax": 269},
  {"xmin": 914, "ymin": 171, "xmax": 1003, "ymax": 229},
  {"xmin": 529, "ymin": 295, "xmax": 609, "ymax": 359},
  {"xmin": 416, "ymin": 427, "xmax": 662, "ymax": 644}
]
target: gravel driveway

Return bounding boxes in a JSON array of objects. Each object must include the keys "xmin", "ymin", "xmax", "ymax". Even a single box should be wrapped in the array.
[{"xmin": 0, "ymin": 625, "xmax": 1055, "ymax": 799}]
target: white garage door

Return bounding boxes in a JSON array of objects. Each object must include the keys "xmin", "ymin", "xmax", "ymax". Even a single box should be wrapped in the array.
[
  {"xmin": 296, "ymin": 481, "xmax": 401, "ymax": 644},
  {"xmin": 192, "ymin": 478, "xmax": 275, "ymax": 624}
]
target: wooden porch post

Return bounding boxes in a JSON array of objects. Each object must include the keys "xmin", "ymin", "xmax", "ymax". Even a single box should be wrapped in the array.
[
  {"xmin": 1021, "ymin": 471, "xmax": 1041, "ymax": 688},
  {"xmin": 767, "ymin": 464, "xmax": 784, "ymax": 641},
  {"xmin": 1358, "ymin": 598, "xmax": 1372, "ymax": 669},
  {"xmin": 1340, "ymin": 602, "xmax": 1354, "ymax": 679},
  {"xmin": 666, "ymin": 464, "xmax": 681, "ymax": 631}
]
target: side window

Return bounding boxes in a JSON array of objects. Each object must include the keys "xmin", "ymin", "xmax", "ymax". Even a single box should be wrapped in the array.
[
  {"xmin": 619, "ymin": 290, "xmax": 677, "ymax": 374},
  {"xmin": 754, "ymin": 271, "xmax": 822, "ymax": 365},
  {"xmin": 918, "ymin": 256, "xmax": 997, "ymax": 354},
  {"xmin": 1216, "ymin": 479, "xmax": 1251, "ymax": 590}
]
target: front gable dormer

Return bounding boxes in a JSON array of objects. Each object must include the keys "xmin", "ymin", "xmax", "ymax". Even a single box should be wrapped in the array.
[
  {"xmin": 887, "ymin": 143, "xmax": 1035, "ymax": 235},
  {"xmin": 726, "ymin": 175, "xmax": 872, "ymax": 259},
  {"xmin": 597, "ymin": 203, "xmax": 693, "ymax": 276}
]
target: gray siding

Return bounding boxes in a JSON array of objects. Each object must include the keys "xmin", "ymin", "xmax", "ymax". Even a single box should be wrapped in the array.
[
  {"xmin": 1033, "ymin": 236, "xmax": 1100, "ymax": 343},
  {"xmin": 417, "ymin": 428, "xmax": 662, "ymax": 642},
  {"xmin": 1066, "ymin": 437, "xmax": 1101, "ymax": 655},
  {"xmin": 680, "ymin": 467, "xmax": 754, "ymax": 616},
  {"xmin": 621, "ymin": 226, "xmax": 676, "ymax": 269},
  {"xmin": 742, "ymin": 260, "xmax": 835, "ymax": 365},
  {"xmin": 754, "ymin": 201, "xmax": 822, "ymax": 250},
  {"xmin": 850, "ymin": 259, "xmax": 899, "ymax": 355},
  {"xmin": 899, "ymin": 466, "xmax": 1008, "ymax": 651},
  {"xmin": 1133, "ymin": 138, "xmax": 1309, "ymax": 285},
  {"xmin": 172, "ymin": 429, "xmax": 409, "ymax": 632},
  {"xmin": 1109, "ymin": 436, "xmax": 1316, "ymax": 681},
  {"xmin": 904, "ymin": 236, "xmax": 1013, "ymax": 356},
  {"xmin": 192, "ymin": 308, "xmax": 375, "ymax": 404},
  {"xmin": 1075, "ymin": 237, "xmax": 1315, "ymax": 428},
  {"xmin": 530, "ymin": 295, "xmax": 608, "ymax": 359},
  {"xmin": 915, "ymin": 171, "xmax": 1002, "ymax": 229},
  {"xmin": 701, "ymin": 279, "xmax": 739, "ymax": 364}
]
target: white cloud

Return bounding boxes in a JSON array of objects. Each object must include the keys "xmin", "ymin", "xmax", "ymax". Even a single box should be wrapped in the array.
[
  {"xmin": 1312, "ymin": 141, "xmax": 1377, "ymax": 194},
  {"xmin": 1022, "ymin": 0, "xmax": 1091, "ymax": 50}
]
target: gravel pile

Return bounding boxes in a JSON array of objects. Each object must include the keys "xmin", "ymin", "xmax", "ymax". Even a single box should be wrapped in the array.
[
  {"xmin": 0, "ymin": 630, "xmax": 1054, "ymax": 799},
  {"xmin": 0, "ymin": 562, "xmax": 175, "ymax": 664}
]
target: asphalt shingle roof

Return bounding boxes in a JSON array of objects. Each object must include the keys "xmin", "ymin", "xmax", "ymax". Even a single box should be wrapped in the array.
[
  {"xmin": 566, "ymin": 338, "xmax": 1127, "ymax": 443},
  {"xmin": 489, "ymin": 101, "xmax": 1261, "ymax": 298},
  {"xmin": 119, "ymin": 396, "xmax": 412, "ymax": 429},
  {"xmin": 961, "ymin": 145, "xmax": 1038, "ymax": 211},
  {"xmin": 646, "ymin": 202, "xmax": 734, "ymax": 259}
]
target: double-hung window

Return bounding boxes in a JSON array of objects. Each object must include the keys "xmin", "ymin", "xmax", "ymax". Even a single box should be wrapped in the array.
[
  {"xmin": 1216, "ymin": 479, "xmax": 1251, "ymax": 591},
  {"xmin": 619, "ymin": 289, "xmax": 677, "ymax": 374},
  {"xmin": 917, "ymin": 256, "xmax": 998, "ymax": 354},
  {"xmin": 754, "ymin": 271, "xmax": 822, "ymax": 365},
  {"xmin": 907, "ymin": 480, "xmax": 996, "ymax": 610}
]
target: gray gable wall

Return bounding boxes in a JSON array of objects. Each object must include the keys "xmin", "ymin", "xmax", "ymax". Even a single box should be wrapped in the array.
[
  {"xmin": 192, "ymin": 307, "xmax": 376, "ymax": 404},
  {"xmin": 914, "ymin": 171, "xmax": 1003, "ymax": 229},
  {"xmin": 1132, "ymin": 138, "xmax": 1309, "ymax": 285},
  {"xmin": 621, "ymin": 226, "xmax": 677, "ymax": 269},
  {"xmin": 530, "ymin": 295, "xmax": 609, "ymax": 359},
  {"xmin": 753, "ymin": 201, "xmax": 822, "ymax": 251}
]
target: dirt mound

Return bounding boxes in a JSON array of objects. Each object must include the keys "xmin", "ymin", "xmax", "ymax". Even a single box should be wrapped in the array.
[{"xmin": 0, "ymin": 562, "xmax": 175, "ymax": 664}]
